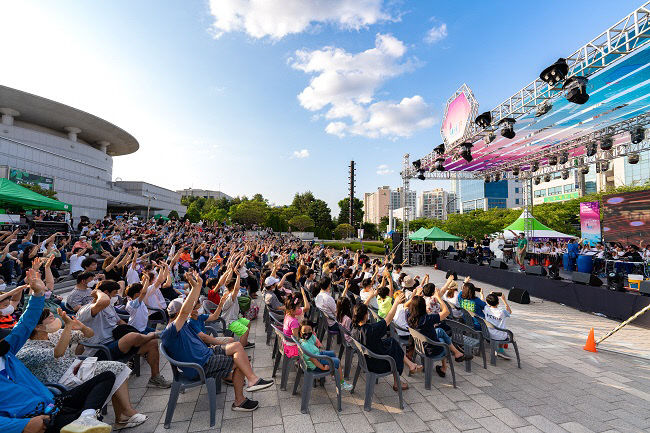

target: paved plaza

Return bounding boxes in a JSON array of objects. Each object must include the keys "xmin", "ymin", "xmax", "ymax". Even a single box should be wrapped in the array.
[{"xmin": 99, "ymin": 268, "xmax": 650, "ymax": 433}]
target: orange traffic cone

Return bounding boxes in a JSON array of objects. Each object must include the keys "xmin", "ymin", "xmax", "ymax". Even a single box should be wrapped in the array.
[{"xmin": 583, "ymin": 328, "xmax": 597, "ymax": 352}]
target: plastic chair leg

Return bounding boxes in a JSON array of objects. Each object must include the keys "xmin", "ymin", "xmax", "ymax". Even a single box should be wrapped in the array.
[
  {"xmin": 480, "ymin": 341, "xmax": 487, "ymax": 369},
  {"xmin": 394, "ymin": 370, "xmax": 404, "ymax": 410},
  {"xmin": 343, "ymin": 347, "xmax": 352, "ymax": 379},
  {"xmin": 333, "ymin": 369, "xmax": 342, "ymax": 412},
  {"xmin": 300, "ymin": 372, "xmax": 313, "ymax": 414},
  {"xmin": 489, "ymin": 341, "xmax": 498, "ymax": 366},
  {"xmin": 280, "ymin": 355, "xmax": 292, "ymax": 390},
  {"xmin": 206, "ymin": 378, "xmax": 217, "ymax": 427},
  {"xmin": 463, "ymin": 342, "xmax": 473, "ymax": 373},
  {"xmin": 447, "ymin": 352, "xmax": 457, "ymax": 388},
  {"xmin": 364, "ymin": 373, "xmax": 377, "ymax": 411},
  {"xmin": 292, "ymin": 368, "xmax": 303, "ymax": 395},
  {"xmin": 163, "ymin": 382, "xmax": 181, "ymax": 428},
  {"xmin": 512, "ymin": 341, "xmax": 521, "ymax": 368},
  {"xmin": 424, "ymin": 358, "xmax": 433, "ymax": 390},
  {"xmin": 351, "ymin": 365, "xmax": 361, "ymax": 393},
  {"xmin": 326, "ymin": 333, "xmax": 334, "ymax": 350},
  {"xmin": 272, "ymin": 349, "xmax": 281, "ymax": 378},
  {"xmin": 133, "ymin": 354, "xmax": 141, "ymax": 377}
]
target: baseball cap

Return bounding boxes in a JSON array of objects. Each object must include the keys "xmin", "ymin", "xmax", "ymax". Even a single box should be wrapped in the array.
[
  {"xmin": 264, "ymin": 276, "xmax": 280, "ymax": 287},
  {"xmin": 167, "ymin": 298, "xmax": 183, "ymax": 316}
]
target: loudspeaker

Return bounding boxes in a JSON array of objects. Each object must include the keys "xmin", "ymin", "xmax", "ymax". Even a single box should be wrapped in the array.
[
  {"xmin": 447, "ymin": 252, "xmax": 458, "ymax": 261},
  {"xmin": 571, "ymin": 271, "xmax": 603, "ymax": 286},
  {"xmin": 490, "ymin": 259, "xmax": 508, "ymax": 269},
  {"xmin": 508, "ymin": 287, "xmax": 530, "ymax": 304},
  {"xmin": 525, "ymin": 265, "xmax": 547, "ymax": 276},
  {"xmin": 391, "ymin": 233, "xmax": 403, "ymax": 264},
  {"xmin": 640, "ymin": 280, "xmax": 650, "ymax": 296}
]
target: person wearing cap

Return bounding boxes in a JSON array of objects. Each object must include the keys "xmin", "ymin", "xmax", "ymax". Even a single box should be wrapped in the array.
[
  {"xmin": 161, "ymin": 271, "xmax": 274, "ymax": 412},
  {"xmin": 401, "ymin": 275, "xmax": 419, "ymax": 297},
  {"xmin": 73, "ymin": 236, "xmax": 89, "ymax": 251}
]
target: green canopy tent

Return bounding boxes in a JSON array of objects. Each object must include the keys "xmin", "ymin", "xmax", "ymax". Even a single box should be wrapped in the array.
[
  {"xmin": 153, "ymin": 214, "xmax": 170, "ymax": 221},
  {"xmin": 408, "ymin": 227, "xmax": 428, "ymax": 241},
  {"xmin": 0, "ymin": 178, "xmax": 71, "ymax": 212},
  {"xmin": 418, "ymin": 227, "xmax": 462, "ymax": 242},
  {"xmin": 503, "ymin": 210, "xmax": 574, "ymax": 240}
]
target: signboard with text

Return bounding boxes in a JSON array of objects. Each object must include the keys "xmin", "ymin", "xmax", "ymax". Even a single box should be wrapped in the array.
[
  {"xmin": 9, "ymin": 168, "xmax": 54, "ymax": 190},
  {"xmin": 580, "ymin": 201, "xmax": 602, "ymax": 245}
]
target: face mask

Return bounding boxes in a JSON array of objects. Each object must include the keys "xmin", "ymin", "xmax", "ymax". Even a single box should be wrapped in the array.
[
  {"xmin": 110, "ymin": 296, "xmax": 119, "ymax": 306},
  {"xmin": 87, "ymin": 280, "xmax": 97, "ymax": 288},
  {"xmin": 44, "ymin": 317, "xmax": 62, "ymax": 333},
  {"xmin": 0, "ymin": 305, "xmax": 14, "ymax": 316},
  {"xmin": 0, "ymin": 339, "xmax": 9, "ymax": 357},
  {"xmin": 301, "ymin": 332, "xmax": 313, "ymax": 341},
  {"xmin": 0, "ymin": 283, "xmax": 6, "ymax": 292}
]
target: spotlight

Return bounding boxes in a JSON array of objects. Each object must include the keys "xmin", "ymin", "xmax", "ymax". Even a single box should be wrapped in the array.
[
  {"xmin": 484, "ymin": 131, "xmax": 496, "ymax": 144},
  {"xmin": 434, "ymin": 143, "xmax": 445, "ymax": 155},
  {"xmin": 599, "ymin": 137, "xmax": 613, "ymax": 151},
  {"xmin": 412, "ymin": 159, "xmax": 421, "ymax": 170},
  {"xmin": 485, "ymin": 175, "xmax": 491, "ymax": 183},
  {"xmin": 539, "ymin": 58, "xmax": 569, "ymax": 86},
  {"xmin": 460, "ymin": 143, "xmax": 473, "ymax": 163},
  {"xmin": 494, "ymin": 173, "xmax": 501, "ymax": 182},
  {"xmin": 563, "ymin": 76, "xmax": 589, "ymax": 104},
  {"xmin": 628, "ymin": 153, "xmax": 640, "ymax": 164},
  {"xmin": 434, "ymin": 158, "xmax": 446, "ymax": 171},
  {"xmin": 559, "ymin": 151, "xmax": 569, "ymax": 165},
  {"xmin": 512, "ymin": 167, "xmax": 520, "ymax": 177},
  {"xmin": 586, "ymin": 142, "xmax": 597, "ymax": 157},
  {"xmin": 534, "ymin": 177, "xmax": 541, "ymax": 185},
  {"xmin": 548, "ymin": 155, "xmax": 558, "ymax": 166},
  {"xmin": 417, "ymin": 173, "xmax": 426, "ymax": 180},
  {"xmin": 595, "ymin": 163, "xmax": 601, "ymax": 174},
  {"xmin": 544, "ymin": 174, "xmax": 551, "ymax": 182},
  {"xmin": 581, "ymin": 166, "xmax": 590, "ymax": 174},
  {"xmin": 561, "ymin": 170, "xmax": 569, "ymax": 180},
  {"xmin": 475, "ymin": 112, "xmax": 492, "ymax": 129},
  {"xmin": 498, "ymin": 118, "xmax": 516, "ymax": 139},
  {"xmin": 600, "ymin": 160, "xmax": 610, "ymax": 171},
  {"xmin": 630, "ymin": 127, "xmax": 645, "ymax": 144},
  {"xmin": 531, "ymin": 161, "xmax": 539, "ymax": 172},
  {"xmin": 535, "ymin": 100, "xmax": 553, "ymax": 117}
]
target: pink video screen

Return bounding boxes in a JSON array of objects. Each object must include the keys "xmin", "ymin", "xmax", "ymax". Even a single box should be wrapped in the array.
[{"xmin": 602, "ymin": 190, "xmax": 650, "ymax": 245}]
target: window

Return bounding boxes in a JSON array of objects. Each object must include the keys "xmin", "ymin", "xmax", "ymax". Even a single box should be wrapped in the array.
[
  {"xmin": 564, "ymin": 184, "xmax": 575, "ymax": 193},
  {"xmin": 515, "ymin": 198, "xmax": 520, "ymax": 204},
  {"xmin": 547, "ymin": 186, "xmax": 562, "ymax": 196},
  {"xmin": 515, "ymin": 187, "xmax": 519, "ymax": 193},
  {"xmin": 534, "ymin": 190, "xmax": 546, "ymax": 198}
]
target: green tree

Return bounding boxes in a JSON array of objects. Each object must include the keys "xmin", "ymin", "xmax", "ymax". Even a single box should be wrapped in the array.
[
  {"xmin": 291, "ymin": 191, "xmax": 315, "ymax": 214},
  {"xmin": 307, "ymin": 199, "xmax": 333, "ymax": 238},
  {"xmin": 288, "ymin": 214, "xmax": 315, "ymax": 231},
  {"xmin": 203, "ymin": 207, "xmax": 228, "ymax": 223},
  {"xmin": 185, "ymin": 200, "xmax": 203, "ymax": 223},
  {"xmin": 181, "ymin": 195, "xmax": 200, "ymax": 207},
  {"xmin": 168, "ymin": 210, "xmax": 179, "ymax": 220},
  {"xmin": 378, "ymin": 216, "xmax": 389, "ymax": 234},
  {"xmin": 338, "ymin": 197, "xmax": 364, "ymax": 227},
  {"xmin": 252, "ymin": 193, "xmax": 266, "ymax": 203},
  {"xmin": 333, "ymin": 223, "xmax": 355, "ymax": 240},
  {"xmin": 215, "ymin": 197, "xmax": 232, "ymax": 211},
  {"xmin": 23, "ymin": 184, "xmax": 58, "ymax": 199},
  {"xmin": 265, "ymin": 208, "xmax": 289, "ymax": 232},
  {"xmin": 360, "ymin": 222, "xmax": 378, "ymax": 240},
  {"xmin": 229, "ymin": 200, "xmax": 269, "ymax": 226}
]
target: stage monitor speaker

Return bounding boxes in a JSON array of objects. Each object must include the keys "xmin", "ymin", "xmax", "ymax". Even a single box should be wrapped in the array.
[
  {"xmin": 508, "ymin": 287, "xmax": 530, "ymax": 304},
  {"xmin": 447, "ymin": 252, "xmax": 458, "ymax": 261},
  {"xmin": 525, "ymin": 265, "xmax": 547, "ymax": 276},
  {"xmin": 571, "ymin": 271, "xmax": 603, "ymax": 286},
  {"xmin": 640, "ymin": 280, "xmax": 650, "ymax": 296},
  {"xmin": 391, "ymin": 233, "xmax": 403, "ymax": 264},
  {"xmin": 490, "ymin": 259, "xmax": 508, "ymax": 269}
]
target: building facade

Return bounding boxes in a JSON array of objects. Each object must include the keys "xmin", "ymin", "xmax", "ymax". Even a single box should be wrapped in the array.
[
  {"xmin": 419, "ymin": 188, "xmax": 450, "ymax": 220},
  {"xmin": 392, "ymin": 187, "xmax": 417, "ymax": 219},
  {"xmin": 363, "ymin": 186, "xmax": 391, "ymax": 225},
  {"xmin": 455, "ymin": 178, "xmax": 522, "ymax": 213},
  {"xmin": 176, "ymin": 188, "xmax": 233, "ymax": 201},
  {"xmin": 0, "ymin": 85, "xmax": 185, "ymax": 221}
]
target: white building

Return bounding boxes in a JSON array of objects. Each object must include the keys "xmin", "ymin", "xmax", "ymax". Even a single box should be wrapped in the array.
[
  {"xmin": 177, "ymin": 188, "xmax": 233, "ymax": 201},
  {"xmin": 419, "ymin": 188, "xmax": 450, "ymax": 220},
  {"xmin": 0, "ymin": 85, "xmax": 185, "ymax": 221},
  {"xmin": 391, "ymin": 187, "xmax": 416, "ymax": 218}
]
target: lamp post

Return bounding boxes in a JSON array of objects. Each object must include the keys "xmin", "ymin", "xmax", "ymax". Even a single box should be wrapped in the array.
[{"xmin": 144, "ymin": 193, "xmax": 156, "ymax": 220}]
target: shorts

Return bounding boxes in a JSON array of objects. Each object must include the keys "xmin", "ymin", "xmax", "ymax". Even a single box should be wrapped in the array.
[
  {"xmin": 228, "ymin": 318, "xmax": 250, "ymax": 336},
  {"xmin": 99, "ymin": 339, "xmax": 138, "ymax": 361},
  {"xmin": 204, "ymin": 346, "xmax": 234, "ymax": 379}
]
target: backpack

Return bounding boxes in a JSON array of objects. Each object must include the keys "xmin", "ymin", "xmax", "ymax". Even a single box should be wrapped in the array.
[{"xmin": 244, "ymin": 304, "xmax": 259, "ymax": 320}]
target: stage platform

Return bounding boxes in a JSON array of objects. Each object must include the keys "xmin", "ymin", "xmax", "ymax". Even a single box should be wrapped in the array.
[{"xmin": 437, "ymin": 258, "xmax": 650, "ymax": 328}]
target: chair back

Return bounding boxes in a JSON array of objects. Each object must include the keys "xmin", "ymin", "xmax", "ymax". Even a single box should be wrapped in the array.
[
  {"xmin": 409, "ymin": 328, "xmax": 429, "ymax": 357},
  {"xmin": 159, "ymin": 342, "xmax": 204, "ymax": 384},
  {"xmin": 388, "ymin": 322, "xmax": 409, "ymax": 341},
  {"xmin": 473, "ymin": 315, "xmax": 492, "ymax": 341},
  {"xmin": 335, "ymin": 320, "xmax": 352, "ymax": 347},
  {"xmin": 203, "ymin": 299, "xmax": 218, "ymax": 313},
  {"xmin": 348, "ymin": 337, "xmax": 371, "ymax": 373},
  {"xmin": 269, "ymin": 311, "xmax": 284, "ymax": 326},
  {"xmin": 290, "ymin": 336, "xmax": 313, "ymax": 372},
  {"xmin": 460, "ymin": 308, "xmax": 475, "ymax": 327}
]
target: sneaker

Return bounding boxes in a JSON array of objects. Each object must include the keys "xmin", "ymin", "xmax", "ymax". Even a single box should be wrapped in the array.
[
  {"xmin": 147, "ymin": 375, "xmax": 171, "ymax": 388},
  {"xmin": 496, "ymin": 349, "xmax": 511, "ymax": 360},
  {"xmin": 341, "ymin": 381, "xmax": 353, "ymax": 392},
  {"xmin": 61, "ymin": 411, "xmax": 111, "ymax": 433},
  {"xmin": 232, "ymin": 398, "xmax": 259, "ymax": 412},
  {"xmin": 246, "ymin": 378, "xmax": 274, "ymax": 392},
  {"xmin": 244, "ymin": 342, "xmax": 256, "ymax": 349}
]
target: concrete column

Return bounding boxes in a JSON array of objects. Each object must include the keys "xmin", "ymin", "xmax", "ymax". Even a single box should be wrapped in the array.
[
  {"xmin": 64, "ymin": 126, "xmax": 82, "ymax": 142},
  {"xmin": 97, "ymin": 140, "xmax": 110, "ymax": 154},
  {"xmin": 0, "ymin": 108, "xmax": 19, "ymax": 126}
]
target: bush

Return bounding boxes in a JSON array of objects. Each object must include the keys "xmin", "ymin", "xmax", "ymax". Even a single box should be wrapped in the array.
[{"xmin": 323, "ymin": 241, "xmax": 387, "ymax": 255}]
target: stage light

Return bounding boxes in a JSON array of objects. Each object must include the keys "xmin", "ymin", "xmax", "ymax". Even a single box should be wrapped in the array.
[
  {"xmin": 512, "ymin": 167, "xmax": 520, "ymax": 176},
  {"xmin": 412, "ymin": 159, "xmax": 421, "ymax": 170},
  {"xmin": 531, "ymin": 161, "xmax": 539, "ymax": 172},
  {"xmin": 559, "ymin": 151, "xmax": 569, "ymax": 165},
  {"xmin": 460, "ymin": 143, "xmax": 473, "ymax": 163},
  {"xmin": 563, "ymin": 76, "xmax": 589, "ymax": 104},
  {"xmin": 417, "ymin": 173, "xmax": 426, "ymax": 180},
  {"xmin": 540, "ymin": 58, "xmax": 569, "ymax": 86},
  {"xmin": 544, "ymin": 174, "xmax": 551, "ymax": 182},
  {"xmin": 561, "ymin": 170, "xmax": 569, "ymax": 180},
  {"xmin": 494, "ymin": 173, "xmax": 501, "ymax": 182},
  {"xmin": 599, "ymin": 137, "xmax": 613, "ymax": 151},
  {"xmin": 600, "ymin": 160, "xmax": 610, "ymax": 171},
  {"xmin": 498, "ymin": 118, "xmax": 516, "ymax": 139},
  {"xmin": 585, "ymin": 142, "xmax": 597, "ymax": 157},
  {"xmin": 628, "ymin": 153, "xmax": 640, "ymax": 164},
  {"xmin": 484, "ymin": 131, "xmax": 496, "ymax": 144},
  {"xmin": 434, "ymin": 143, "xmax": 445, "ymax": 155},
  {"xmin": 581, "ymin": 166, "xmax": 590, "ymax": 174},
  {"xmin": 475, "ymin": 112, "xmax": 492, "ymax": 129},
  {"xmin": 548, "ymin": 155, "xmax": 558, "ymax": 166},
  {"xmin": 630, "ymin": 127, "xmax": 645, "ymax": 144},
  {"xmin": 434, "ymin": 158, "xmax": 446, "ymax": 171},
  {"xmin": 485, "ymin": 175, "xmax": 491, "ymax": 183},
  {"xmin": 535, "ymin": 100, "xmax": 552, "ymax": 117},
  {"xmin": 534, "ymin": 177, "xmax": 541, "ymax": 185},
  {"xmin": 595, "ymin": 163, "xmax": 601, "ymax": 174}
]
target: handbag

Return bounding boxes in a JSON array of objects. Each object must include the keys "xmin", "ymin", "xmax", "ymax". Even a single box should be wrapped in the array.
[
  {"xmin": 59, "ymin": 357, "xmax": 98, "ymax": 387},
  {"xmin": 112, "ymin": 324, "xmax": 139, "ymax": 340}
]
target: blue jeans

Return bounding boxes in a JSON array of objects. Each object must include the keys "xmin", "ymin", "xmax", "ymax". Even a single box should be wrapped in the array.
[
  {"xmin": 315, "ymin": 350, "xmax": 340, "ymax": 370},
  {"xmin": 436, "ymin": 328, "xmax": 452, "ymax": 345}
]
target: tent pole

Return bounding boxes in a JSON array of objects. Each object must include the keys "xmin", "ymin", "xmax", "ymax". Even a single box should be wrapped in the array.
[{"xmin": 523, "ymin": 176, "xmax": 533, "ymax": 252}]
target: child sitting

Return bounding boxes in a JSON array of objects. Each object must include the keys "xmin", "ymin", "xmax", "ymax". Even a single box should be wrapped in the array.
[
  {"xmin": 298, "ymin": 321, "xmax": 352, "ymax": 391},
  {"xmin": 483, "ymin": 293, "xmax": 512, "ymax": 360},
  {"xmin": 125, "ymin": 274, "xmax": 155, "ymax": 333},
  {"xmin": 376, "ymin": 285, "xmax": 392, "ymax": 318}
]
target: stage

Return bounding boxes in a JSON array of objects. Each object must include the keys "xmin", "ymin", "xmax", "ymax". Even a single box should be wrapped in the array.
[{"xmin": 437, "ymin": 258, "xmax": 650, "ymax": 329}]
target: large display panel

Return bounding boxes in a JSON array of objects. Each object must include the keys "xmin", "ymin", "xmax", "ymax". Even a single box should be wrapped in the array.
[{"xmin": 602, "ymin": 189, "xmax": 650, "ymax": 245}]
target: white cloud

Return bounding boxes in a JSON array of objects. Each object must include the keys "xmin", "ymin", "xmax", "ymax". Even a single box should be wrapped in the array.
[
  {"xmin": 425, "ymin": 22, "xmax": 447, "ymax": 44},
  {"xmin": 376, "ymin": 164, "xmax": 394, "ymax": 175},
  {"xmin": 292, "ymin": 34, "xmax": 436, "ymax": 139},
  {"xmin": 292, "ymin": 149, "xmax": 310, "ymax": 159},
  {"xmin": 208, "ymin": 0, "xmax": 389, "ymax": 40}
]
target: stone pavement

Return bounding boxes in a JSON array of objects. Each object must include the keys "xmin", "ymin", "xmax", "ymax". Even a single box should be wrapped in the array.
[{"xmin": 104, "ymin": 268, "xmax": 650, "ymax": 433}]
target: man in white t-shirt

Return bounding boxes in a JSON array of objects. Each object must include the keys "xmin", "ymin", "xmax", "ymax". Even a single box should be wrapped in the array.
[
  {"xmin": 483, "ymin": 293, "xmax": 512, "ymax": 360},
  {"xmin": 314, "ymin": 278, "xmax": 337, "ymax": 328},
  {"xmin": 69, "ymin": 247, "xmax": 87, "ymax": 276}
]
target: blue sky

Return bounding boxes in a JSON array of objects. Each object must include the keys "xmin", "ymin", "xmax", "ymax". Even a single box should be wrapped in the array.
[{"xmin": 1, "ymin": 0, "xmax": 641, "ymax": 214}]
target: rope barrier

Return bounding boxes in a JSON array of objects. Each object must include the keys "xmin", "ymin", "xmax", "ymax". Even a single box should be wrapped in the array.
[{"xmin": 596, "ymin": 303, "xmax": 650, "ymax": 345}]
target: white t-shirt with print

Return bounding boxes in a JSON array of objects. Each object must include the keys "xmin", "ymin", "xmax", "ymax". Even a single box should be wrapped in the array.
[{"xmin": 483, "ymin": 306, "xmax": 510, "ymax": 340}]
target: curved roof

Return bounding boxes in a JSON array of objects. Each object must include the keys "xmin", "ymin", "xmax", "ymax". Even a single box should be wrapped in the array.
[{"xmin": 0, "ymin": 85, "xmax": 139, "ymax": 156}]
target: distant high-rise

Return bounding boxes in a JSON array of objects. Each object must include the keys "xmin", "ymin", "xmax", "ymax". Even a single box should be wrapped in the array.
[
  {"xmin": 419, "ymin": 188, "xmax": 450, "ymax": 220},
  {"xmin": 454, "ymin": 178, "xmax": 522, "ymax": 213},
  {"xmin": 363, "ymin": 186, "xmax": 416, "ymax": 225}
]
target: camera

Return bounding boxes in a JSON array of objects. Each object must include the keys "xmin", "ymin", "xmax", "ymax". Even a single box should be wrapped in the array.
[{"xmin": 492, "ymin": 292, "xmax": 502, "ymax": 297}]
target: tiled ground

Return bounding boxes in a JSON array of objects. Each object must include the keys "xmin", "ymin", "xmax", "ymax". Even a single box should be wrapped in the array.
[{"xmin": 104, "ymin": 268, "xmax": 650, "ymax": 433}]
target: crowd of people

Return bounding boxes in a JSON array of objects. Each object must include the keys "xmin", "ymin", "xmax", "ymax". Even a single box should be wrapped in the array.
[{"xmin": 0, "ymin": 216, "xmax": 522, "ymax": 432}]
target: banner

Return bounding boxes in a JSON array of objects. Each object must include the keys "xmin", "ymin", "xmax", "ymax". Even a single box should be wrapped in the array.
[
  {"xmin": 9, "ymin": 168, "xmax": 54, "ymax": 190},
  {"xmin": 580, "ymin": 201, "xmax": 601, "ymax": 245}
]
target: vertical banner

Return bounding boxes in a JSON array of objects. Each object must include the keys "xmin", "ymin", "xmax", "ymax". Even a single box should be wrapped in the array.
[{"xmin": 580, "ymin": 201, "xmax": 601, "ymax": 245}]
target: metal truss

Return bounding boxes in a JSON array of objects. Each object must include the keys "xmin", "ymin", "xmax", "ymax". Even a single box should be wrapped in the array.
[{"xmin": 401, "ymin": 154, "xmax": 411, "ymax": 266}]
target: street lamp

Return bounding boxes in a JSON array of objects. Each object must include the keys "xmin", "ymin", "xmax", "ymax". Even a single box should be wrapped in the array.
[{"xmin": 144, "ymin": 193, "xmax": 156, "ymax": 220}]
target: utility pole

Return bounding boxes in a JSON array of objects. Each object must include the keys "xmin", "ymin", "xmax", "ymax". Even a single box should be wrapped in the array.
[{"xmin": 349, "ymin": 160, "xmax": 355, "ymax": 228}]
